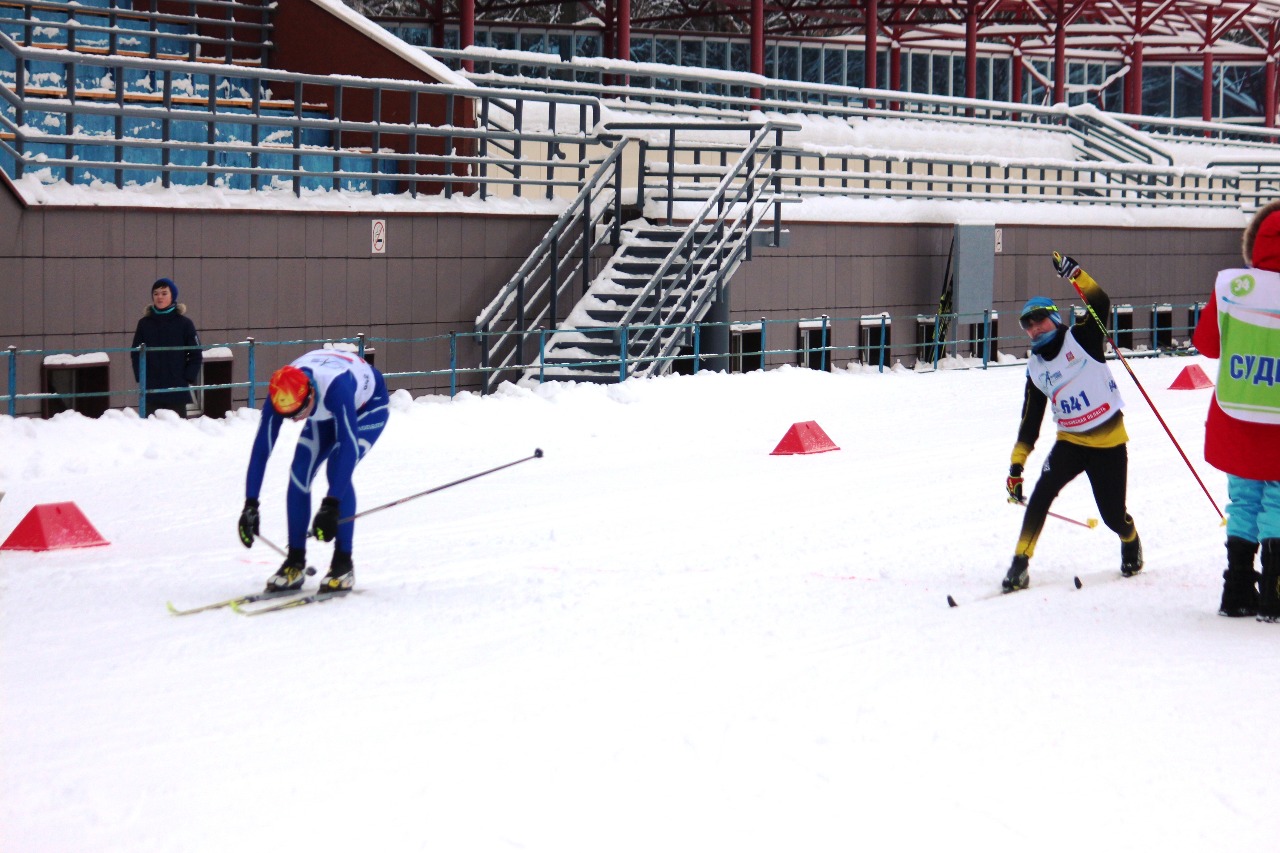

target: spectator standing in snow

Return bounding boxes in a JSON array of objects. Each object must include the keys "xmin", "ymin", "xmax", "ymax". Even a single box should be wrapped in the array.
[
  {"xmin": 1192, "ymin": 199, "xmax": 1280, "ymax": 621},
  {"xmin": 130, "ymin": 277, "xmax": 202, "ymax": 417},
  {"xmin": 1002, "ymin": 269, "xmax": 1143, "ymax": 593},
  {"xmin": 237, "ymin": 348, "xmax": 389, "ymax": 594}
]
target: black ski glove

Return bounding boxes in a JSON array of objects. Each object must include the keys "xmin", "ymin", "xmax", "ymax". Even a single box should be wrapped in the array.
[
  {"xmin": 238, "ymin": 498, "xmax": 260, "ymax": 548},
  {"xmin": 1052, "ymin": 253, "xmax": 1080, "ymax": 281},
  {"xmin": 311, "ymin": 496, "xmax": 341, "ymax": 542},
  {"xmin": 1006, "ymin": 464, "xmax": 1024, "ymax": 504}
]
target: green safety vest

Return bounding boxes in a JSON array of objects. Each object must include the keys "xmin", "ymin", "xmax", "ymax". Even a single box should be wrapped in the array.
[{"xmin": 1213, "ymin": 268, "xmax": 1280, "ymax": 425}]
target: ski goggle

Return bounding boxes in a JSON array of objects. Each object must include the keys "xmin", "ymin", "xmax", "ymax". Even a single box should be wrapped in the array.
[{"xmin": 1019, "ymin": 306, "xmax": 1058, "ymax": 329}]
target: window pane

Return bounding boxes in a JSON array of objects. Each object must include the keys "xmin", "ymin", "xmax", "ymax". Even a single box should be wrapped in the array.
[
  {"xmin": 992, "ymin": 56, "xmax": 1010, "ymax": 101},
  {"xmin": 846, "ymin": 50, "xmax": 865, "ymax": 89},
  {"xmin": 802, "ymin": 46, "xmax": 823, "ymax": 84},
  {"xmin": 1220, "ymin": 64, "xmax": 1262, "ymax": 119},
  {"xmin": 825, "ymin": 48, "xmax": 845, "ymax": 87},
  {"xmin": 1172, "ymin": 64, "xmax": 1203, "ymax": 118},
  {"xmin": 778, "ymin": 45, "xmax": 799, "ymax": 81},
  {"xmin": 1141, "ymin": 65, "xmax": 1172, "ymax": 116},
  {"xmin": 1067, "ymin": 61, "xmax": 1085, "ymax": 106},
  {"xmin": 911, "ymin": 52, "xmax": 930, "ymax": 94},
  {"xmin": 933, "ymin": 54, "xmax": 951, "ymax": 96}
]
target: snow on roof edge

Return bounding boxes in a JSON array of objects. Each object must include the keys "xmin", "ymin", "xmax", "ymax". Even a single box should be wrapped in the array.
[{"xmin": 309, "ymin": 0, "xmax": 472, "ymax": 89}]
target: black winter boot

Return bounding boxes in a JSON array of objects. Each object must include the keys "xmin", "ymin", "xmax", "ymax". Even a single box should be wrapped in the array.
[
  {"xmin": 1120, "ymin": 534, "xmax": 1144, "ymax": 577},
  {"xmin": 1219, "ymin": 537, "xmax": 1260, "ymax": 618},
  {"xmin": 1258, "ymin": 539, "xmax": 1280, "ymax": 623},
  {"xmin": 320, "ymin": 548, "xmax": 354, "ymax": 593},
  {"xmin": 1002, "ymin": 555, "xmax": 1029, "ymax": 593},
  {"xmin": 265, "ymin": 547, "xmax": 308, "ymax": 593}
]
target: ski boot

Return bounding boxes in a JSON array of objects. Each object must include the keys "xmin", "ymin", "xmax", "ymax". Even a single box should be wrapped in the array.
[
  {"xmin": 1258, "ymin": 539, "xmax": 1280, "ymax": 623},
  {"xmin": 265, "ymin": 547, "xmax": 308, "ymax": 593},
  {"xmin": 1219, "ymin": 537, "xmax": 1260, "ymax": 618},
  {"xmin": 319, "ymin": 548, "xmax": 354, "ymax": 593},
  {"xmin": 1002, "ymin": 555, "xmax": 1029, "ymax": 593},
  {"xmin": 1120, "ymin": 534, "xmax": 1144, "ymax": 577}
]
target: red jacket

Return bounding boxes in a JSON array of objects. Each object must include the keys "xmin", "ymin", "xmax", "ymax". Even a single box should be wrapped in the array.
[{"xmin": 1192, "ymin": 298, "xmax": 1280, "ymax": 480}]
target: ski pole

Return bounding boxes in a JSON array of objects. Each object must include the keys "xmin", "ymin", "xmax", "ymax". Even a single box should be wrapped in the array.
[
  {"xmin": 1014, "ymin": 499, "xmax": 1099, "ymax": 529},
  {"xmin": 1053, "ymin": 253, "xmax": 1224, "ymax": 521},
  {"xmin": 341, "ymin": 448, "xmax": 544, "ymax": 524},
  {"xmin": 255, "ymin": 531, "xmax": 287, "ymax": 557},
  {"xmin": 1046, "ymin": 508, "xmax": 1099, "ymax": 529}
]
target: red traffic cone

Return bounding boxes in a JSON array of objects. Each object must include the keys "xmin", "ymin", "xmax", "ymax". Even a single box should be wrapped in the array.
[
  {"xmin": 1169, "ymin": 364, "xmax": 1214, "ymax": 390},
  {"xmin": 1, "ymin": 502, "xmax": 110, "ymax": 551},
  {"xmin": 770, "ymin": 421, "xmax": 840, "ymax": 455}
]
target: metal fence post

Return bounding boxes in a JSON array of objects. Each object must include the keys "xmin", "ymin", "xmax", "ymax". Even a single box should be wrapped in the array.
[
  {"xmin": 449, "ymin": 332, "xmax": 457, "ymax": 398},
  {"xmin": 246, "ymin": 337, "xmax": 256, "ymax": 410},
  {"xmin": 6, "ymin": 345, "xmax": 15, "ymax": 417},
  {"xmin": 693, "ymin": 323, "xmax": 701, "ymax": 374},
  {"xmin": 982, "ymin": 309, "xmax": 992, "ymax": 369},
  {"xmin": 538, "ymin": 328, "xmax": 546, "ymax": 384},
  {"xmin": 138, "ymin": 343, "xmax": 148, "ymax": 417},
  {"xmin": 878, "ymin": 317, "xmax": 887, "ymax": 373},
  {"xmin": 357, "ymin": 332, "xmax": 366, "ymax": 359},
  {"xmin": 619, "ymin": 325, "xmax": 629, "ymax": 382},
  {"xmin": 820, "ymin": 314, "xmax": 829, "ymax": 371},
  {"xmin": 931, "ymin": 314, "xmax": 942, "ymax": 369},
  {"xmin": 760, "ymin": 317, "xmax": 767, "ymax": 371}
]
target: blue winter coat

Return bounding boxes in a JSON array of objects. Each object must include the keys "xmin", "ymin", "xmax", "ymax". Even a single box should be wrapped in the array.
[{"xmin": 130, "ymin": 303, "xmax": 202, "ymax": 410}]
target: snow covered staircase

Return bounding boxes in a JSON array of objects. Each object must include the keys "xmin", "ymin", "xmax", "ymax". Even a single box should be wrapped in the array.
[
  {"xmin": 475, "ymin": 119, "xmax": 799, "ymax": 391},
  {"xmin": 526, "ymin": 221, "xmax": 730, "ymax": 383}
]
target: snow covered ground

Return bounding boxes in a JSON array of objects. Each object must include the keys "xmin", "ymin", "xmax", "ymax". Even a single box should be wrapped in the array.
[{"xmin": 2, "ymin": 354, "xmax": 1275, "ymax": 852}]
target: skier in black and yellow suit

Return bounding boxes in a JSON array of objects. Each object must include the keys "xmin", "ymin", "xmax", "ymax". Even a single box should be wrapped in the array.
[{"xmin": 1002, "ymin": 273, "xmax": 1143, "ymax": 593}]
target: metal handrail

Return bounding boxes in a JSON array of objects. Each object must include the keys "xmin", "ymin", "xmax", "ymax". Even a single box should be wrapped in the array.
[
  {"xmin": 473, "ymin": 135, "xmax": 629, "ymax": 391},
  {"xmin": 3, "ymin": 0, "xmax": 273, "ymax": 64},
  {"xmin": 0, "ymin": 29, "xmax": 604, "ymax": 196},
  {"xmin": 3, "ymin": 304, "xmax": 1211, "ymax": 415},
  {"xmin": 611, "ymin": 121, "xmax": 798, "ymax": 375},
  {"xmin": 427, "ymin": 47, "xmax": 1186, "ymax": 168}
]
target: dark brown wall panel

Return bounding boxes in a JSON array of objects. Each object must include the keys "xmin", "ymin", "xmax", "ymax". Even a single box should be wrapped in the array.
[{"xmin": 0, "ymin": 197, "xmax": 1245, "ymax": 417}]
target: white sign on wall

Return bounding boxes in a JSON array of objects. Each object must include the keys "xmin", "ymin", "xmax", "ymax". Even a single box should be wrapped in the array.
[{"xmin": 371, "ymin": 219, "xmax": 386, "ymax": 254}]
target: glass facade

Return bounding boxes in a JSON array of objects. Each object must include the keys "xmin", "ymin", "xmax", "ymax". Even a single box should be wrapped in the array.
[{"xmin": 390, "ymin": 23, "xmax": 1269, "ymax": 122}]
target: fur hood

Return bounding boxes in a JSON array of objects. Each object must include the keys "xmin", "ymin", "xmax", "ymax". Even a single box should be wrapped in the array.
[
  {"xmin": 1242, "ymin": 198, "xmax": 1280, "ymax": 270},
  {"xmin": 142, "ymin": 302, "xmax": 189, "ymax": 319}
]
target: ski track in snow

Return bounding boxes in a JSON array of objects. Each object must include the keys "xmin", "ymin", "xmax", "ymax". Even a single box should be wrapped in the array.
[{"xmin": 2, "ymin": 357, "xmax": 1276, "ymax": 851}]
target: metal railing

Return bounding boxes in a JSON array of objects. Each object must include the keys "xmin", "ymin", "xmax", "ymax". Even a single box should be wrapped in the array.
[
  {"xmin": 607, "ymin": 120, "xmax": 797, "ymax": 373},
  {"xmin": 0, "ymin": 29, "xmax": 604, "ymax": 197},
  {"xmin": 0, "ymin": 22, "xmax": 1269, "ymax": 209},
  {"xmin": 4, "ymin": 302, "xmax": 1211, "ymax": 416},
  {"xmin": 473, "ymin": 132, "xmax": 629, "ymax": 391},
  {"xmin": 475, "ymin": 119, "xmax": 798, "ymax": 391},
  {"xmin": 425, "ymin": 47, "xmax": 1181, "ymax": 166},
  {"xmin": 763, "ymin": 147, "xmax": 1235, "ymax": 208},
  {"xmin": 1, "ymin": 0, "xmax": 273, "ymax": 65}
]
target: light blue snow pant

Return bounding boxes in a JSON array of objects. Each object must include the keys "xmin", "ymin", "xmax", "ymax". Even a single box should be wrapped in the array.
[{"xmin": 1225, "ymin": 475, "xmax": 1280, "ymax": 543}]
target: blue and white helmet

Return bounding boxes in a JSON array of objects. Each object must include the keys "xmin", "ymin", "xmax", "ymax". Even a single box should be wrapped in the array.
[{"xmin": 1019, "ymin": 296, "xmax": 1063, "ymax": 329}]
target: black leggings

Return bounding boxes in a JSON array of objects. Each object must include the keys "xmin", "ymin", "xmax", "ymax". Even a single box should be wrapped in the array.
[{"xmin": 1016, "ymin": 441, "xmax": 1136, "ymax": 558}]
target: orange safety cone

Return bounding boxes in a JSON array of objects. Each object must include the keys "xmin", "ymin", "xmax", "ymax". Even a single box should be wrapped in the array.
[
  {"xmin": 1, "ymin": 502, "xmax": 110, "ymax": 551},
  {"xmin": 770, "ymin": 421, "xmax": 840, "ymax": 455},
  {"xmin": 1168, "ymin": 364, "xmax": 1214, "ymax": 390}
]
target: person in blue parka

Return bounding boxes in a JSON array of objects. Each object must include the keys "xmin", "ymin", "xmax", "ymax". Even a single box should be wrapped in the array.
[
  {"xmin": 130, "ymin": 277, "xmax": 202, "ymax": 417},
  {"xmin": 237, "ymin": 348, "xmax": 390, "ymax": 594}
]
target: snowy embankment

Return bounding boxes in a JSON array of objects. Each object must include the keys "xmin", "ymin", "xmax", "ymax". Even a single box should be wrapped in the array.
[{"xmin": 1, "ymin": 358, "xmax": 1275, "ymax": 851}]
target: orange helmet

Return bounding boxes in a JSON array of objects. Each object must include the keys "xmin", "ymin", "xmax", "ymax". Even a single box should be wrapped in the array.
[{"xmin": 268, "ymin": 364, "xmax": 312, "ymax": 416}]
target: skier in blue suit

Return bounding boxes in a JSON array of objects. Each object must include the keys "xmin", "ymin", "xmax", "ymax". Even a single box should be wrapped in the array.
[{"xmin": 237, "ymin": 348, "xmax": 389, "ymax": 593}]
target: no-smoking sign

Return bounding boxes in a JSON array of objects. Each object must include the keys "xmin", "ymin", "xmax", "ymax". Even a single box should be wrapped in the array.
[{"xmin": 371, "ymin": 219, "xmax": 386, "ymax": 254}]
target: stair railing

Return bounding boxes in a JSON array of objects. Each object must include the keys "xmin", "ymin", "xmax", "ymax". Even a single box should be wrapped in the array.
[
  {"xmin": 610, "ymin": 120, "xmax": 800, "ymax": 376},
  {"xmin": 473, "ymin": 135, "xmax": 630, "ymax": 392}
]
